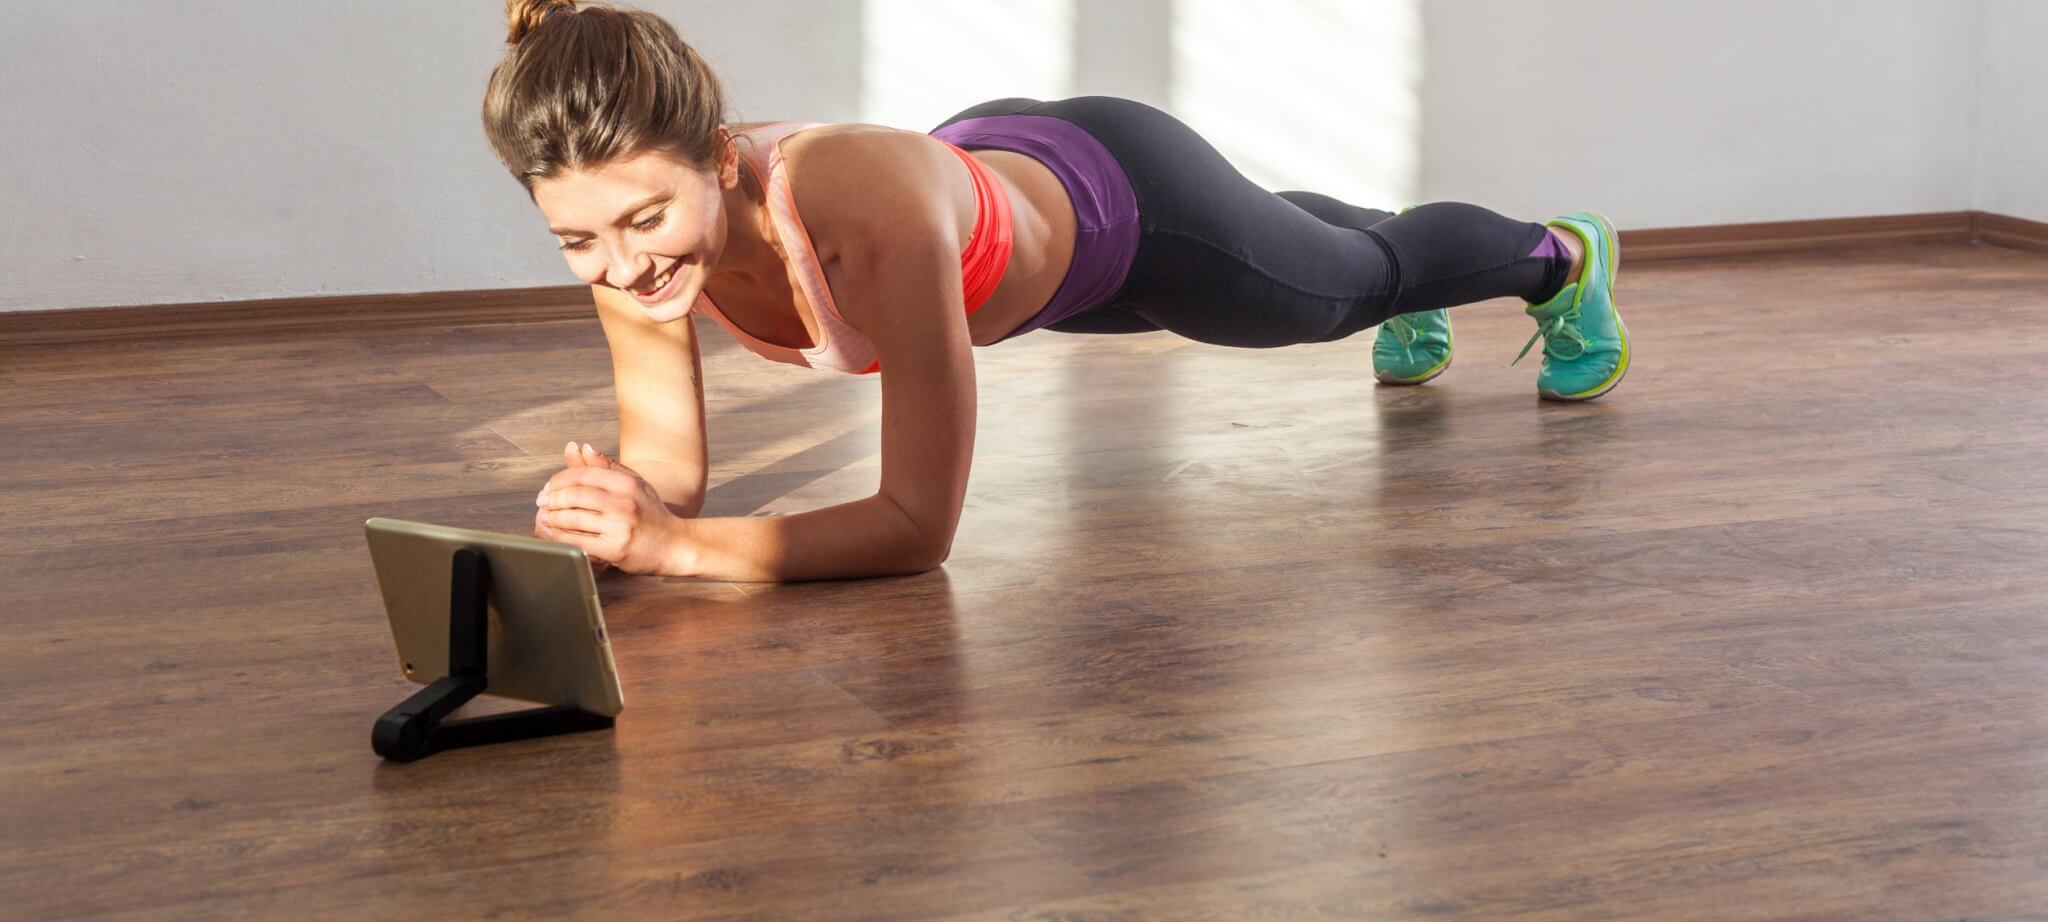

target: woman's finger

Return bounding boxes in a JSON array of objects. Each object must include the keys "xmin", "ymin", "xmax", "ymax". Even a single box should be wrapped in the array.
[
  {"xmin": 544, "ymin": 465, "xmax": 636, "ymax": 501},
  {"xmin": 566, "ymin": 440, "xmax": 609, "ymax": 467},
  {"xmin": 538, "ymin": 521, "xmax": 602, "ymax": 546},
  {"xmin": 543, "ymin": 506, "xmax": 610, "ymax": 537},
  {"xmin": 581, "ymin": 444, "xmax": 634, "ymax": 479},
  {"xmin": 538, "ymin": 509, "xmax": 614, "ymax": 569},
  {"xmin": 536, "ymin": 497, "xmax": 604, "ymax": 537},
  {"xmin": 540, "ymin": 483, "xmax": 622, "ymax": 515}
]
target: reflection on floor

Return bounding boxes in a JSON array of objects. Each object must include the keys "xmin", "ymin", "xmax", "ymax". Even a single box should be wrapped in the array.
[{"xmin": 8, "ymin": 242, "xmax": 2048, "ymax": 917}]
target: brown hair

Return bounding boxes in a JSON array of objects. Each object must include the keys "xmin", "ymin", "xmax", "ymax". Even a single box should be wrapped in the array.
[{"xmin": 483, "ymin": 0, "xmax": 733, "ymax": 196}]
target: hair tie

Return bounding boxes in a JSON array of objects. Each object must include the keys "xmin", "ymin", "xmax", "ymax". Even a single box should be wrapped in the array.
[{"xmin": 546, "ymin": 6, "xmax": 570, "ymax": 22}]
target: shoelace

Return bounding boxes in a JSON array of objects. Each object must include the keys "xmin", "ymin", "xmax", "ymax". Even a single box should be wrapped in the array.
[
  {"xmin": 1514, "ymin": 306, "xmax": 1590, "ymax": 365},
  {"xmin": 1384, "ymin": 314, "xmax": 1421, "ymax": 359}
]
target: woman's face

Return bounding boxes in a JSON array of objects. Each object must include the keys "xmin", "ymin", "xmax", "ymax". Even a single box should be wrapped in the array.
[{"xmin": 532, "ymin": 146, "xmax": 734, "ymax": 324}]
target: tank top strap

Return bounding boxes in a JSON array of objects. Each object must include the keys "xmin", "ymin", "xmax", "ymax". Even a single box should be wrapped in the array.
[{"xmin": 700, "ymin": 122, "xmax": 1012, "ymax": 377}]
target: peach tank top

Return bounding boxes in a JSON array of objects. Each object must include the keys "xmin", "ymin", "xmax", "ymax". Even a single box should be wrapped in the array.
[{"xmin": 688, "ymin": 122, "xmax": 1014, "ymax": 375}]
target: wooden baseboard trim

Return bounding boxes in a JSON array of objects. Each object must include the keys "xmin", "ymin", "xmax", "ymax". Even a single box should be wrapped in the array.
[
  {"xmin": 0, "ymin": 285, "xmax": 592, "ymax": 348},
  {"xmin": 1974, "ymin": 212, "xmax": 2048, "ymax": 256},
  {"xmin": 1618, "ymin": 211, "xmax": 1979, "ymax": 262},
  {"xmin": 6, "ymin": 212, "xmax": 2047, "ymax": 348}
]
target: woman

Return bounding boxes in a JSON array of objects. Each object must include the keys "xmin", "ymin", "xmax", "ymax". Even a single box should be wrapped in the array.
[{"xmin": 500, "ymin": 0, "xmax": 1630, "ymax": 582}]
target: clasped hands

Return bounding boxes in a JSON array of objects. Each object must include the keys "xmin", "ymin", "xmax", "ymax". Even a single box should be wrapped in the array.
[{"xmin": 534, "ymin": 440, "xmax": 681, "ymax": 575}]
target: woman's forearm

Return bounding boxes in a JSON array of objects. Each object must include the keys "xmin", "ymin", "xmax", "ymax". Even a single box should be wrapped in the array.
[
  {"xmin": 662, "ymin": 493, "xmax": 944, "ymax": 582},
  {"xmin": 620, "ymin": 454, "xmax": 706, "ymax": 518}
]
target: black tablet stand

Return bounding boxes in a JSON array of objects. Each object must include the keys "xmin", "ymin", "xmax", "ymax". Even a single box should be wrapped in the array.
[{"xmin": 372, "ymin": 547, "xmax": 614, "ymax": 762}]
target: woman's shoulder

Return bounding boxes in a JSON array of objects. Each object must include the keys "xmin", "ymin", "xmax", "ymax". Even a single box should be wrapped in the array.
[
  {"xmin": 773, "ymin": 122, "xmax": 952, "ymax": 185},
  {"xmin": 772, "ymin": 124, "xmax": 964, "ymax": 249}
]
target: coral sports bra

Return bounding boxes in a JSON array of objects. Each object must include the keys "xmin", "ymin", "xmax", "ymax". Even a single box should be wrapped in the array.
[{"xmin": 688, "ymin": 122, "xmax": 1015, "ymax": 375}]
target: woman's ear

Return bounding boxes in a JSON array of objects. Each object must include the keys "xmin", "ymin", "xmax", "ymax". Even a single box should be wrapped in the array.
[{"xmin": 716, "ymin": 127, "xmax": 740, "ymax": 189}]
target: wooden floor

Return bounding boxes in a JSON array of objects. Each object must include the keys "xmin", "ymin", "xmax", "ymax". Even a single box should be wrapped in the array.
[{"xmin": 6, "ymin": 241, "xmax": 2048, "ymax": 919}]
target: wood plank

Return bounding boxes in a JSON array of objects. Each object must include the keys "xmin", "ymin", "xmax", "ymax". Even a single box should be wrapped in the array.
[
  {"xmin": 5, "ymin": 242, "xmax": 2048, "ymax": 918},
  {"xmin": 5, "ymin": 211, "xmax": 2045, "ymax": 348},
  {"xmin": 1619, "ymin": 211, "xmax": 1976, "ymax": 261}
]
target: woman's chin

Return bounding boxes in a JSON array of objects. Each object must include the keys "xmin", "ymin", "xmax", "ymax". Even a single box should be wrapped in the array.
[{"xmin": 641, "ymin": 291, "xmax": 695, "ymax": 323}]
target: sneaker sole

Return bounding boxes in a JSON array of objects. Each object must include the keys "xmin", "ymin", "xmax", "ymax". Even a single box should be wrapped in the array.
[
  {"xmin": 1540, "ymin": 211, "xmax": 1629, "ymax": 402},
  {"xmin": 1375, "ymin": 351, "xmax": 1452, "ymax": 385}
]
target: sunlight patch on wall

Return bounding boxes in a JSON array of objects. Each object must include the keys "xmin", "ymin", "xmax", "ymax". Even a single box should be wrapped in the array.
[
  {"xmin": 1170, "ymin": 0, "xmax": 1421, "ymax": 209},
  {"xmin": 860, "ymin": 0, "xmax": 1075, "ymax": 131}
]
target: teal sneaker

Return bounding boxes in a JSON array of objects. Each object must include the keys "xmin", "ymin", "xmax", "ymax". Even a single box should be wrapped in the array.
[
  {"xmin": 1373, "ymin": 309, "xmax": 1453, "ymax": 385},
  {"xmin": 1514, "ymin": 211, "xmax": 1630, "ymax": 401}
]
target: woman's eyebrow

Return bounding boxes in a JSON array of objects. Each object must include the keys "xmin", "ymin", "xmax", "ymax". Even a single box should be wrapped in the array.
[{"xmin": 549, "ymin": 193, "xmax": 669, "ymax": 235}]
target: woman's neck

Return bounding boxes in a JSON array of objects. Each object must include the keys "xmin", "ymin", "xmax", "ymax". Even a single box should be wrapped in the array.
[{"xmin": 713, "ymin": 156, "xmax": 782, "ymax": 284}]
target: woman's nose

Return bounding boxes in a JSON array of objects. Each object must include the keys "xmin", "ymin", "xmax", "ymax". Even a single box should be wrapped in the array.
[{"xmin": 605, "ymin": 252, "xmax": 651, "ymax": 289}]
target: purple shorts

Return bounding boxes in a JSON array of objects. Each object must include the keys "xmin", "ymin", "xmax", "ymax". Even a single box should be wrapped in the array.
[{"xmin": 930, "ymin": 114, "xmax": 1141, "ymax": 343}]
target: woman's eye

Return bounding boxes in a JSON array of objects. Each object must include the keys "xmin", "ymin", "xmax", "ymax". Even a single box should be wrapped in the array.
[{"xmin": 559, "ymin": 211, "xmax": 661, "ymax": 252}]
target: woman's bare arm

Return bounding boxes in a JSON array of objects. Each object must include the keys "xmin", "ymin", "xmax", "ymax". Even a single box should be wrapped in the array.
[
  {"xmin": 591, "ymin": 284, "xmax": 709, "ymax": 517},
  {"xmin": 658, "ymin": 130, "xmax": 975, "ymax": 580}
]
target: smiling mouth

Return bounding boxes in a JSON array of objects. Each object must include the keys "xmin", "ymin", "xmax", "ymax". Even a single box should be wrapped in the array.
[{"xmin": 631, "ymin": 264, "xmax": 681, "ymax": 301}]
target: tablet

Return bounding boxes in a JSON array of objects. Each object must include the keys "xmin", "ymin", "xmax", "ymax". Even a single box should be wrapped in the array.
[{"xmin": 363, "ymin": 517, "xmax": 624, "ymax": 717}]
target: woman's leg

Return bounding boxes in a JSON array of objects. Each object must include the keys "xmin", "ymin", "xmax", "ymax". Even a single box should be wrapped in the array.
[
  {"xmin": 1271, "ymin": 191, "xmax": 1396, "ymax": 233},
  {"xmin": 1040, "ymin": 195, "xmax": 1399, "ymax": 336},
  {"xmin": 1007, "ymin": 96, "xmax": 1573, "ymax": 348},
  {"xmin": 1041, "ymin": 307, "xmax": 1163, "ymax": 334}
]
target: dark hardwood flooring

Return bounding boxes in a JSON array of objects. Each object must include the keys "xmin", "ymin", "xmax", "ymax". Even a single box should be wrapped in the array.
[{"xmin": 5, "ymin": 241, "xmax": 2048, "ymax": 919}]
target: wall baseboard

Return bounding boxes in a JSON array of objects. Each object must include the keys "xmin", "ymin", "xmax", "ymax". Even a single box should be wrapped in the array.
[
  {"xmin": 0, "ymin": 286, "xmax": 592, "ymax": 348},
  {"xmin": 1974, "ymin": 212, "xmax": 2048, "ymax": 256},
  {"xmin": 5, "ymin": 211, "xmax": 2046, "ymax": 348},
  {"xmin": 1618, "ymin": 211, "xmax": 1981, "ymax": 262}
]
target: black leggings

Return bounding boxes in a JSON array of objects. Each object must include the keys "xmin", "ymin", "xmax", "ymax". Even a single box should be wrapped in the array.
[{"xmin": 934, "ymin": 96, "xmax": 1569, "ymax": 346}]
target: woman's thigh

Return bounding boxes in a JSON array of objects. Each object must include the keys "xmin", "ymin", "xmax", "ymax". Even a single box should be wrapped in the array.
[{"xmin": 1019, "ymin": 97, "xmax": 1400, "ymax": 347}]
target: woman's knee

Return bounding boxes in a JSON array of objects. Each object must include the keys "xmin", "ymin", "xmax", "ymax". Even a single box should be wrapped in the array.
[
  {"xmin": 1277, "ymin": 191, "xmax": 1397, "ymax": 232},
  {"xmin": 1044, "ymin": 307, "xmax": 1161, "ymax": 335}
]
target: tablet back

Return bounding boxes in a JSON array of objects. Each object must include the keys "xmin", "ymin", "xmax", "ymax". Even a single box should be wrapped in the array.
[{"xmin": 364, "ymin": 517, "xmax": 623, "ymax": 716}]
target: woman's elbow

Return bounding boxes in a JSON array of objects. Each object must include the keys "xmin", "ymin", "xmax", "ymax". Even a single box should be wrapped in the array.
[
  {"xmin": 906, "ymin": 543, "xmax": 950, "ymax": 574},
  {"xmin": 899, "ymin": 531, "xmax": 954, "ymax": 574}
]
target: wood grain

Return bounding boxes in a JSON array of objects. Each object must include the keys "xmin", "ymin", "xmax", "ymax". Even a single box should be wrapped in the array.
[
  {"xmin": 1618, "ymin": 211, "xmax": 1976, "ymax": 261},
  {"xmin": 0, "ymin": 284, "xmax": 592, "ymax": 348},
  {"xmin": 5, "ymin": 241, "xmax": 2048, "ymax": 919},
  {"xmin": 1978, "ymin": 212, "xmax": 2048, "ymax": 257},
  {"xmin": 5, "ymin": 212, "xmax": 2046, "ymax": 349}
]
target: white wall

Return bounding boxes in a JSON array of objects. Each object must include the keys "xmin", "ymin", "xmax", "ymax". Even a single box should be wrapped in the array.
[
  {"xmin": 1169, "ymin": 0, "xmax": 1423, "ymax": 212},
  {"xmin": 1419, "ymin": 0, "xmax": 1981, "ymax": 228},
  {"xmin": 1976, "ymin": 0, "xmax": 2048, "ymax": 223},
  {"xmin": 0, "ymin": 0, "xmax": 861, "ymax": 314},
  {"xmin": 0, "ymin": 0, "xmax": 2031, "ymax": 314}
]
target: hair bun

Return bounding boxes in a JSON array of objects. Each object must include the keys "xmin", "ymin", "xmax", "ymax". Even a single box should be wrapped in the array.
[{"xmin": 505, "ymin": 0, "xmax": 578, "ymax": 46}]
